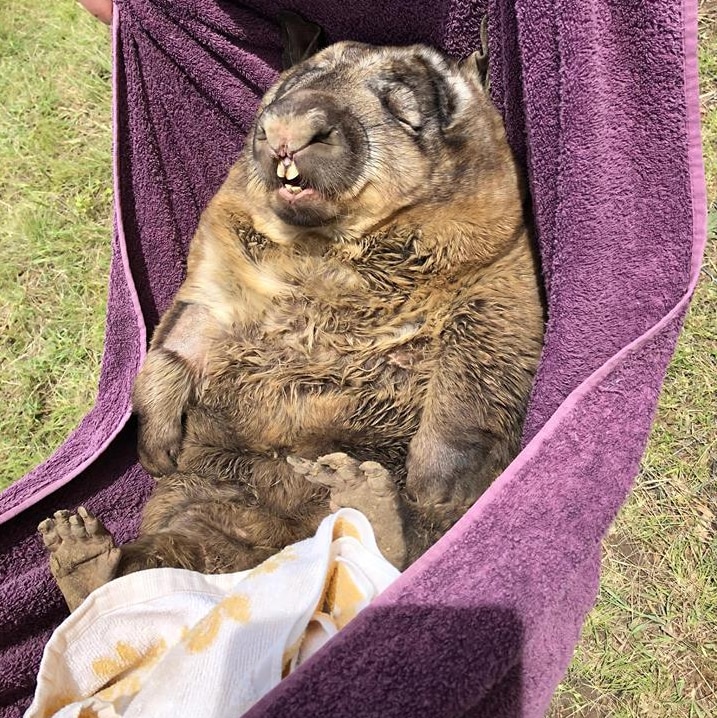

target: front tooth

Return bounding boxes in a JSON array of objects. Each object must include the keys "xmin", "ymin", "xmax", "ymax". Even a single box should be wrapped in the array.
[
  {"xmin": 285, "ymin": 161, "xmax": 299, "ymax": 180},
  {"xmin": 284, "ymin": 184, "xmax": 302, "ymax": 194},
  {"xmin": 276, "ymin": 162, "xmax": 286, "ymax": 178}
]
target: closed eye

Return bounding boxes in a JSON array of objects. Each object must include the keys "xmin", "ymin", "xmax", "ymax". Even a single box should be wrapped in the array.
[
  {"xmin": 379, "ymin": 84, "xmax": 423, "ymax": 134},
  {"xmin": 311, "ymin": 127, "xmax": 339, "ymax": 144},
  {"xmin": 394, "ymin": 115, "xmax": 422, "ymax": 133}
]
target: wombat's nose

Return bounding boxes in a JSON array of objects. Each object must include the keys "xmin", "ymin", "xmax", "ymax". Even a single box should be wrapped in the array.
[{"xmin": 257, "ymin": 93, "xmax": 336, "ymax": 158}]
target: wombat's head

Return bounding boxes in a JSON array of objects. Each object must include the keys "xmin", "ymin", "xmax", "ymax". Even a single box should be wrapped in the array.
[{"xmin": 242, "ymin": 23, "xmax": 518, "ymax": 243}]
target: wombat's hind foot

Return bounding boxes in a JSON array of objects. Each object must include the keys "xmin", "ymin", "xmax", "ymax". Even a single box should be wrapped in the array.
[
  {"xmin": 287, "ymin": 452, "xmax": 408, "ymax": 569},
  {"xmin": 38, "ymin": 507, "xmax": 121, "ymax": 612}
]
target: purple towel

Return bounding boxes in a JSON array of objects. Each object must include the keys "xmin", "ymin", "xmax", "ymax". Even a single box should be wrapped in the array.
[{"xmin": 0, "ymin": 0, "xmax": 706, "ymax": 715}]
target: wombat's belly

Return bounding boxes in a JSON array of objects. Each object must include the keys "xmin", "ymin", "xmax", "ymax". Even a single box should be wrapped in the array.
[{"xmin": 185, "ymin": 320, "xmax": 437, "ymax": 472}]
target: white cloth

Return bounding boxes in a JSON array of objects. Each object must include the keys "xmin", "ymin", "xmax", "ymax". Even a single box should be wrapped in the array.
[{"xmin": 26, "ymin": 509, "xmax": 399, "ymax": 718}]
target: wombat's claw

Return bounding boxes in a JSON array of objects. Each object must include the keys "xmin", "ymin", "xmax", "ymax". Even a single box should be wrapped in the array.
[
  {"xmin": 137, "ymin": 420, "xmax": 182, "ymax": 477},
  {"xmin": 38, "ymin": 507, "xmax": 121, "ymax": 612},
  {"xmin": 285, "ymin": 455, "xmax": 314, "ymax": 476},
  {"xmin": 287, "ymin": 452, "xmax": 407, "ymax": 568},
  {"xmin": 290, "ymin": 452, "xmax": 362, "ymax": 491}
]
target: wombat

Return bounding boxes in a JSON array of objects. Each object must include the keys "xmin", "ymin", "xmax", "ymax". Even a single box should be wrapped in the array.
[{"xmin": 39, "ymin": 18, "xmax": 544, "ymax": 612}]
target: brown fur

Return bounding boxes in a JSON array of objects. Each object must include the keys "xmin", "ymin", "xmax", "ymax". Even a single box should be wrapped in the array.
[{"xmin": 41, "ymin": 37, "xmax": 543, "ymax": 608}]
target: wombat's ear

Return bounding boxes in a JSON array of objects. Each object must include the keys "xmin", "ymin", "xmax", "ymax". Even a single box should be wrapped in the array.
[
  {"xmin": 278, "ymin": 11, "xmax": 324, "ymax": 70},
  {"xmin": 459, "ymin": 15, "xmax": 489, "ymax": 89}
]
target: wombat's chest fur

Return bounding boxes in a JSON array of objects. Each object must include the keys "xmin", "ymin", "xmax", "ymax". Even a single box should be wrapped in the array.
[{"xmin": 189, "ymin": 228, "xmax": 452, "ymax": 473}]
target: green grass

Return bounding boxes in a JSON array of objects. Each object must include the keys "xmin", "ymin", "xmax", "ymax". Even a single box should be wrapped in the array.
[
  {"xmin": 1, "ymin": 1, "xmax": 715, "ymax": 715},
  {"xmin": 0, "ymin": 1, "xmax": 112, "ymax": 487}
]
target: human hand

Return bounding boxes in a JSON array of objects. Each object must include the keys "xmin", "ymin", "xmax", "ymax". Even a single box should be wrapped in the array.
[{"xmin": 77, "ymin": 0, "xmax": 112, "ymax": 25}]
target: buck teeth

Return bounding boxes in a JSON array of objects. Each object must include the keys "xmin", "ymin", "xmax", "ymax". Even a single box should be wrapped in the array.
[
  {"xmin": 276, "ymin": 163, "xmax": 285, "ymax": 178},
  {"xmin": 285, "ymin": 161, "xmax": 299, "ymax": 180},
  {"xmin": 285, "ymin": 184, "xmax": 302, "ymax": 194}
]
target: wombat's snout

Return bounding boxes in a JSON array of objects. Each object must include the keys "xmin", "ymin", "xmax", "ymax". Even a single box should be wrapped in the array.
[
  {"xmin": 253, "ymin": 89, "xmax": 367, "ymax": 201},
  {"xmin": 257, "ymin": 97, "xmax": 336, "ymax": 159}
]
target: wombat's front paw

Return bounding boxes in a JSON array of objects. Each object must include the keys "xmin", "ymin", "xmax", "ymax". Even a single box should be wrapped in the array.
[{"xmin": 136, "ymin": 413, "xmax": 183, "ymax": 477}]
